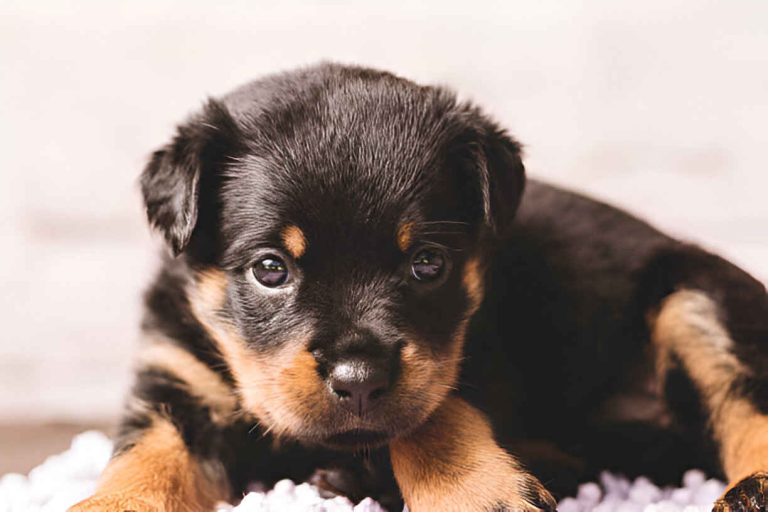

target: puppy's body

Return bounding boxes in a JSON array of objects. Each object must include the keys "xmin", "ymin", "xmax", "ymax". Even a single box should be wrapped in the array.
[
  {"xmin": 467, "ymin": 181, "xmax": 725, "ymax": 481},
  {"xmin": 72, "ymin": 64, "xmax": 768, "ymax": 511}
]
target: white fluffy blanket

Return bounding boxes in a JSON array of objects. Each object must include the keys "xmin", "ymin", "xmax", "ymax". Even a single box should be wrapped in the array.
[{"xmin": 0, "ymin": 431, "xmax": 726, "ymax": 511}]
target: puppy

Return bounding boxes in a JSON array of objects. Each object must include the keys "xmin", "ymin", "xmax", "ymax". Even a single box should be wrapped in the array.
[{"xmin": 71, "ymin": 63, "xmax": 768, "ymax": 512}]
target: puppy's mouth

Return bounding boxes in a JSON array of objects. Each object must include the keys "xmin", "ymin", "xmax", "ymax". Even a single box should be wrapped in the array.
[{"xmin": 322, "ymin": 429, "xmax": 391, "ymax": 449}]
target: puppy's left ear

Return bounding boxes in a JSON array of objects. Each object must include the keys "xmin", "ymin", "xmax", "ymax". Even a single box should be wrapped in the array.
[
  {"xmin": 474, "ymin": 124, "xmax": 526, "ymax": 236},
  {"xmin": 140, "ymin": 100, "xmax": 242, "ymax": 256},
  {"xmin": 455, "ymin": 110, "xmax": 526, "ymax": 238}
]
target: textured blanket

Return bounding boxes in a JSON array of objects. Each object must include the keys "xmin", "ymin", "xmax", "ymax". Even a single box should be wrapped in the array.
[{"xmin": 0, "ymin": 431, "xmax": 726, "ymax": 511}]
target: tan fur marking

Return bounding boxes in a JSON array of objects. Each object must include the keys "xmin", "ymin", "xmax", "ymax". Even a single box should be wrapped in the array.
[
  {"xmin": 393, "ymin": 257, "xmax": 487, "ymax": 424},
  {"xmin": 69, "ymin": 419, "xmax": 225, "ymax": 511},
  {"xmin": 188, "ymin": 269, "xmax": 325, "ymax": 438},
  {"xmin": 137, "ymin": 340, "xmax": 238, "ymax": 423},
  {"xmin": 652, "ymin": 289, "xmax": 768, "ymax": 487},
  {"xmin": 395, "ymin": 341, "xmax": 457, "ymax": 424},
  {"xmin": 397, "ymin": 222, "xmax": 414, "ymax": 252},
  {"xmin": 193, "ymin": 269, "xmax": 230, "ymax": 312},
  {"xmin": 282, "ymin": 225, "xmax": 307, "ymax": 259},
  {"xmin": 234, "ymin": 340, "xmax": 329, "ymax": 439},
  {"xmin": 462, "ymin": 256, "xmax": 485, "ymax": 313},
  {"xmin": 390, "ymin": 396, "xmax": 551, "ymax": 511},
  {"xmin": 188, "ymin": 269, "xmax": 267, "ymax": 417},
  {"xmin": 718, "ymin": 400, "xmax": 768, "ymax": 486},
  {"xmin": 277, "ymin": 347, "xmax": 325, "ymax": 408},
  {"xmin": 395, "ymin": 258, "xmax": 483, "ymax": 424}
]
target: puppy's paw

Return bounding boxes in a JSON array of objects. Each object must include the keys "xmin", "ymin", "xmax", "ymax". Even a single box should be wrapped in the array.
[
  {"xmin": 420, "ymin": 470, "xmax": 557, "ymax": 512},
  {"xmin": 713, "ymin": 473, "xmax": 768, "ymax": 512},
  {"xmin": 68, "ymin": 494, "xmax": 160, "ymax": 512}
]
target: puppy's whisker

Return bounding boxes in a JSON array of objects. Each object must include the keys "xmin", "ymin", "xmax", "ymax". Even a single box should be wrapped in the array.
[
  {"xmin": 416, "ymin": 221, "xmax": 471, "ymax": 226},
  {"xmin": 415, "ymin": 231, "xmax": 467, "ymax": 236},
  {"xmin": 259, "ymin": 423, "xmax": 277, "ymax": 439}
]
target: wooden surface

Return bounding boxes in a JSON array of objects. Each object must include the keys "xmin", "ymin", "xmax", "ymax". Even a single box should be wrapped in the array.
[{"xmin": 0, "ymin": 423, "xmax": 111, "ymax": 475}]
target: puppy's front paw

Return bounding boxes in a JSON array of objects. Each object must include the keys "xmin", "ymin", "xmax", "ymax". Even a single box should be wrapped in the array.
[
  {"xmin": 413, "ymin": 468, "xmax": 557, "ymax": 512},
  {"xmin": 713, "ymin": 473, "xmax": 768, "ymax": 512},
  {"xmin": 391, "ymin": 397, "xmax": 558, "ymax": 511},
  {"xmin": 68, "ymin": 494, "xmax": 160, "ymax": 512}
]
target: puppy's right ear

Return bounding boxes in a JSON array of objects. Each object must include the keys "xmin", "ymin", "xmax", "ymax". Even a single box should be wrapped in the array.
[{"xmin": 140, "ymin": 100, "xmax": 242, "ymax": 256}]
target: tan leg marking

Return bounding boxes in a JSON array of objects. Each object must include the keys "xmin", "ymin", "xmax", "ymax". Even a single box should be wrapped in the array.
[
  {"xmin": 137, "ymin": 338, "xmax": 239, "ymax": 424},
  {"xmin": 281, "ymin": 225, "xmax": 307, "ymax": 259},
  {"xmin": 69, "ymin": 419, "xmax": 225, "ymax": 512},
  {"xmin": 651, "ymin": 289, "xmax": 768, "ymax": 487},
  {"xmin": 390, "ymin": 396, "xmax": 553, "ymax": 512}
]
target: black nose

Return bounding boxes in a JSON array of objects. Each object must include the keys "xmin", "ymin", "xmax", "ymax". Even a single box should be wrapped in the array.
[{"xmin": 328, "ymin": 358, "xmax": 390, "ymax": 416}]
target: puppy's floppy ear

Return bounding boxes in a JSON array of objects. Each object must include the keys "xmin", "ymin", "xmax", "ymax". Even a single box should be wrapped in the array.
[
  {"xmin": 474, "ymin": 124, "xmax": 526, "ymax": 236},
  {"xmin": 140, "ymin": 99, "xmax": 242, "ymax": 256},
  {"xmin": 454, "ymin": 109, "xmax": 526, "ymax": 237}
]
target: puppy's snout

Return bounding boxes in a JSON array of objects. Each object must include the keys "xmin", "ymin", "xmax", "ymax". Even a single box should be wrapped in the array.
[{"xmin": 328, "ymin": 358, "xmax": 390, "ymax": 416}]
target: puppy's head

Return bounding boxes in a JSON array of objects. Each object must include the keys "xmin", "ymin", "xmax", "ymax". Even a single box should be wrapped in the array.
[{"xmin": 141, "ymin": 64, "xmax": 525, "ymax": 448}]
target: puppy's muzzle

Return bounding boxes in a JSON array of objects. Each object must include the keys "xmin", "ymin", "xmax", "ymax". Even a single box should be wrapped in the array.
[{"xmin": 312, "ymin": 330, "xmax": 401, "ymax": 417}]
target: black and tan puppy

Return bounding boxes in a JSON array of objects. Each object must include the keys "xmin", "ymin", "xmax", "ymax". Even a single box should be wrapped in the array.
[{"xmin": 72, "ymin": 64, "xmax": 768, "ymax": 512}]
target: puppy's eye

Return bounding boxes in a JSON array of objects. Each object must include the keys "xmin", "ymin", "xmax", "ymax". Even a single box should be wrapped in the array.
[
  {"xmin": 411, "ymin": 248, "xmax": 446, "ymax": 282},
  {"xmin": 252, "ymin": 256, "xmax": 289, "ymax": 287}
]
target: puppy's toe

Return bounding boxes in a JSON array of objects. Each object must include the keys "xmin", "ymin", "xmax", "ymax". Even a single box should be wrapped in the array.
[{"xmin": 713, "ymin": 473, "xmax": 768, "ymax": 512}]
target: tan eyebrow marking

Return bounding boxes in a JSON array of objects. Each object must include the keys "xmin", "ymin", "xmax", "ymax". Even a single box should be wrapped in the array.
[
  {"xmin": 397, "ymin": 222, "xmax": 414, "ymax": 252},
  {"xmin": 281, "ymin": 225, "xmax": 307, "ymax": 259}
]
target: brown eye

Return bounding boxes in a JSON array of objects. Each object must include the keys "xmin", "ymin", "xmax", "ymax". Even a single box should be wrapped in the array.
[
  {"xmin": 253, "ymin": 256, "xmax": 289, "ymax": 287},
  {"xmin": 411, "ymin": 248, "xmax": 446, "ymax": 282}
]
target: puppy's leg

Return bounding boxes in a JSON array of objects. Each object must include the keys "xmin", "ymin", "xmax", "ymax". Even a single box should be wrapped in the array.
[
  {"xmin": 69, "ymin": 342, "xmax": 237, "ymax": 511},
  {"xmin": 390, "ymin": 396, "xmax": 556, "ymax": 512},
  {"xmin": 69, "ymin": 417, "xmax": 224, "ymax": 512},
  {"xmin": 651, "ymin": 288, "xmax": 768, "ymax": 510}
]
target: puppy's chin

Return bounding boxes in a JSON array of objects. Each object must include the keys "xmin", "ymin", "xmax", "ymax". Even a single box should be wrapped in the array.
[
  {"xmin": 283, "ymin": 406, "xmax": 425, "ymax": 450},
  {"xmin": 288, "ymin": 415, "xmax": 400, "ymax": 450},
  {"xmin": 318, "ymin": 429, "xmax": 392, "ymax": 450}
]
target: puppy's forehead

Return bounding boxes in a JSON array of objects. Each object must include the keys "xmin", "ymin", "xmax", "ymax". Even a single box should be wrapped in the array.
[
  {"xmin": 221, "ymin": 75, "xmax": 467, "ymax": 260},
  {"xmin": 223, "ymin": 148, "xmax": 431, "ymax": 259}
]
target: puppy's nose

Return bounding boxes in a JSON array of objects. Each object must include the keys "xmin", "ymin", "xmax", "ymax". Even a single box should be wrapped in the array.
[{"xmin": 328, "ymin": 359, "xmax": 390, "ymax": 416}]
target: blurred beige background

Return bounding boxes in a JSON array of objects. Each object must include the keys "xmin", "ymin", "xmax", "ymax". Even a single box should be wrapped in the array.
[{"xmin": 0, "ymin": 0, "xmax": 766, "ymax": 433}]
